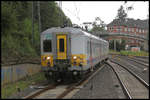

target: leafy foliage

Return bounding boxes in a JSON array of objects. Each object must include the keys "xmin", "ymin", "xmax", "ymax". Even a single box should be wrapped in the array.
[
  {"xmin": 2, "ymin": 1, "xmax": 72, "ymax": 61},
  {"xmin": 1, "ymin": 2, "xmax": 18, "ymax": 36},
  {"xmin": 90, "ymin": 17, "xmax": 106, "ymax": 34},
  {"xmin": 116, "ymin": 5, "xmax": 127, "ymax": 21},
  {"xmin": 109, "ymin": 39, "xmax": 126, "ymax": 51}
]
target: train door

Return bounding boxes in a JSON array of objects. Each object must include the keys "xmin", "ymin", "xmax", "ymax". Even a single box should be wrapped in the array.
[{"xmin": 57, "ymin": 35, "xmax": 67, "ymax": 59}]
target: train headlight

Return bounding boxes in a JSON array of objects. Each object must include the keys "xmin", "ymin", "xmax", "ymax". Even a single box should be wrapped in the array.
[
  {"xmin": 47, "ymin": 56, "xmax": 50, "ymax": 60},
  {"xmin": 73, "ymin": 71, "xmax": 78, "ymax": 75},
  {"xmin": 73, "ymin": 56, "xmax": 77, "ymax": 59},
  {"xmin": 49, "ymin": 71, "xmax": 53, "ymax": 76}
]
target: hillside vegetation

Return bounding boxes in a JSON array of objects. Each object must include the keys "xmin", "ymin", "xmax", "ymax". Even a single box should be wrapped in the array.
[{"xmin": 2, "ymin": 1, "xmax": 72, "ymax": 64}]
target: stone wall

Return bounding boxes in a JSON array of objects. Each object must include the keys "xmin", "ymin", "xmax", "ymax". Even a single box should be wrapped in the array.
[{"xmin": 1, "ymin": 64, "xmax": 41, "ymax": 86}]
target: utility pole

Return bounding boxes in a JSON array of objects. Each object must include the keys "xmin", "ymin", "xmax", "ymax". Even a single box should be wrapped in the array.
[
  {"xmin": 114, "ymin": 39, "xmax": 116, "ymax": 51},
  {"xmin": 83, "ymin": 22, "xmax": 92, "ymax": 32},
  {"xmin": 59, "ymin": 1, "xmax": 62, "ymax": 9},
  {"xmin": 38, "ymin": 1, "xmax": 41, "ymax": 54},
  {"xmin": 147, "ymin": 5, "xmax": 149, "ymax": 52},
  {"xmin": 38, "ymin": 1, "xmax": 41, "ymax": 33},
  {"xmin": 59, "ymin": 1, "xmax": 63, "ymax": 27},
  {"xmin": 32, "ymin": 2, "xmax": 34, "ymax": 45}
]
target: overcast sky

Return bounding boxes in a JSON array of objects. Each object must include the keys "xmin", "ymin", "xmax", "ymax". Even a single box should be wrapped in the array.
[{"xmin": 59, "ymin": 1, "xmax": 149, "ymax": 27}]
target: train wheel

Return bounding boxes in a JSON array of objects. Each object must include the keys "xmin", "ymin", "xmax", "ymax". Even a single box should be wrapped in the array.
[
  {"xmin": 79, "ymin": 71, "xmax": 84, "ymax": 79},
  {"xmin": 44, "ymin": 73, "xmax": 49, "ymax": 80},
  {"xmin": 72, "ymin": 76, "xmax": 78, "ymax": 82}
]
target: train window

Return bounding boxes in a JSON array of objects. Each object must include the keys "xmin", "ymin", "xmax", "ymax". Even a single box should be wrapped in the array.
[
  {"xmin": 43, "ymin": 40, "xmax": 52, "ymax": 52},
  {"xmin": 59, "ymin": 39, "xmax": 64, "ymax": 52},
  {"xmin": 87, "ymin": 41, "xmax": 90, "ymax": 54}
]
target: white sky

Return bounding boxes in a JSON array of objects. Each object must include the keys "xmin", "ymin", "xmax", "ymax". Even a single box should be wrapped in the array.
[{"xmin": 59, "ymin": 1, "xmax": 149, "ymax": 27}]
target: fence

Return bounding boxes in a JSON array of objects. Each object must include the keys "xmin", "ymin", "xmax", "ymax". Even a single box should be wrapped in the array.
[{"xmin": 1, "ymin": 64, "xmax": 41, "ymax": 86}]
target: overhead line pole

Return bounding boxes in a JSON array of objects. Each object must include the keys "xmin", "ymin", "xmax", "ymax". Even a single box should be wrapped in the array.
[
  {"xmin": 32, "ymin": 2, "xmax": 34, "ymax": 46},
  {"xmin": 38, "ymin": 1, "xmax": 41, "ymax": 34},
  {"xmin": 59, "ymin": 1, "xmax": 63, "ymax": 27},
  {"xmin": 38, "ymin": 1, "xmax": 41, "ymax": 55}
]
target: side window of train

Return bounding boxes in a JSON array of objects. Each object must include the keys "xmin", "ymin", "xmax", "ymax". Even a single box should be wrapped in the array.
[
  {"xmin": 87, "ymin": 41, "xmax": 90, "ymax": 54},
  {"xmin": 43, "ymin": 40, "xmax": 52, "ymax": 52}
]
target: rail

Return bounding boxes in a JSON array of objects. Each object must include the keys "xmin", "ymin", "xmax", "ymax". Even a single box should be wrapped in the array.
[
  {"xmin": 23, "ymin": 63, "xmax": 105, "ymax": 99},
  {"xmin": 57, "ymin": 64, "xmax": 105, "ymax": 99},
  {"xmin": 105, "ymin": 61, "xmax": 131, "ymax": 99},
  {"xmin": 106, "ymin": 60, "xmax": 149, "ymax": 99},
  {"xmin": 109, "ymin": 59, "xmax": 149, "ymax": 88},
  {"xmin": 114, "ymin": 55, "xmax": 149, "ymax": 67}
]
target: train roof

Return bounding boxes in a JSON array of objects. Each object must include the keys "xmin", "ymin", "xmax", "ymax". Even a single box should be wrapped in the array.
[{"xmin": 41, "ymin": 27, "xmax": 108, "ymax": 44}]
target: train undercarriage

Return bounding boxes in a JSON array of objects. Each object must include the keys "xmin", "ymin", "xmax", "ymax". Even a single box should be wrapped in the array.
[
  {"xmin": 42, "ymin": 60, "xmax": 85, "ymax": 82},
  {"xmin": 42, "ymin": 59, "xmax": 108, "ymax": 83}
]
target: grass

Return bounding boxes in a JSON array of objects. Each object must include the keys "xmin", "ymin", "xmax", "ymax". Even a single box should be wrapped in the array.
[
  {"xmin": 109, "ymin": 49, "xmax": 149, "ymax": 57},
  {"xmin": 120, "ymin": 50, "xmax": 149, "ymax": 57},
  {"xmin": 1, "ymin": 72, "xmax": 46, "ymax": 99},
  {"xmin": 109, "ymin": 50, "xmax": 120, "ymax": 54}
]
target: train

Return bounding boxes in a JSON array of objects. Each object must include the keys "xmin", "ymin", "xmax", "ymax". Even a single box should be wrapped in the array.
[{"xmin": 40, "ymin": 27, "xmax": 109, "ymax": 81}]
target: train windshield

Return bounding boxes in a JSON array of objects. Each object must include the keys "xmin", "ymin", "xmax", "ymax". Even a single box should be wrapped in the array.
[
  {"xmin": 59, "ymin": 39, "xmax": 64, "ymax": 52},
  {"xmin": 43, "ymin": 40, "xmax": 52, "ymax": 52}
]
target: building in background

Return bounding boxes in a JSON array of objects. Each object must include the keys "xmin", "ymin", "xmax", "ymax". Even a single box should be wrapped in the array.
[{"xmin": 106, "ymin": 18, "xmax": 149, "ymax": 51}]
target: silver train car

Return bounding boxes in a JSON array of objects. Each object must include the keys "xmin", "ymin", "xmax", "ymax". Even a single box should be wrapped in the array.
[{"xmin": 40, "ymin": 27, "xmax": 109, "ymax": 81}]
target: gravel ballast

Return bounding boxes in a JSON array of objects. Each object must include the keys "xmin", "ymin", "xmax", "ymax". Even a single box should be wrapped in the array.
[{"xmin": 72, "ymin": 64, "xmax": 126, "ymax": 99}]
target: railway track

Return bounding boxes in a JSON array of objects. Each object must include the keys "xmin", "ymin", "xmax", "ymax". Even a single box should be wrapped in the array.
[
  {"xmin": 23, "ymin": 83, "xmax": 60, "ymax": 99},
  {"xmin": 131, "ymin": 56, "xmax": 149, "ymax": 64},
  {"xmin": 23, "ymin": 63, "xmax": 105, "ymax": 99},
  {"xmin": 106, "ymin": 60, "xmax": 149, "ymax": 99},
  {"xmin": 111, "ymin": 56, "xmax": 149, "ymax": 85},
  {"xmin": 115, "ymin": 55, "xmax": 149, "ymax": 67},
  {"xmin": 134, "ymin": 56, "xmax": 149, "ymax": 59}
]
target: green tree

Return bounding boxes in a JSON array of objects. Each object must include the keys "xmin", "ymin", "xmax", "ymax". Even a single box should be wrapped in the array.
[
  {"xmin": 90, "ymin": 17, "xmax": 106, "ymax": 33},
  {"xmin": 116, "ymin": 5, "xmax": 127, "ymax": 21},
  {"xmin": 116, "ymin": 39, "xmax": 126, "ymax": 51},
  {"xmin": 1, "ymin": 1, "xmax": 72, "ymax": 62},
  {"xmin": 109, "ymin": 39, "xmax": 126, "ymax": 51},
  {"xmin": 1, "ymin": 2, "xmax": 18, "ymax": 36},
  {"xmin": 120, "ymin": 39, "xmax": 126, "ymax": 50},
  {"xmin": 109, "ymin": 40, "xmax": 114, "ymax": 50}
]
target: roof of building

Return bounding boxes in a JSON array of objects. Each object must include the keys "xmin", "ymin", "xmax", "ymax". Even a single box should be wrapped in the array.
[{"xmin": 107, "ymin": 18, "xmax": 149, "ymax": 29}]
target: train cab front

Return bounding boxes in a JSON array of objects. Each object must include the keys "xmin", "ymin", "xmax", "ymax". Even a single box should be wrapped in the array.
[
  {"xmin": 41, "ymin": 33, "xmax": 71, "ymax": 80},
  {"xmin": 54, "ymin": 34, "xmax": 71, "ymax": 71}
]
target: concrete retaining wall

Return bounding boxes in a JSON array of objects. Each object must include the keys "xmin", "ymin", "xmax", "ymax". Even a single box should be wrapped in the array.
[{"xmin": 1, "ymin": 64, "xmax": 41, "ymax": 86}]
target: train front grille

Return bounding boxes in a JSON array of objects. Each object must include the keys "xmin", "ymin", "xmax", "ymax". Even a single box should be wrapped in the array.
[{"xmin": 54, "ymin": 59, "xmax": 71, "ymax": 65}]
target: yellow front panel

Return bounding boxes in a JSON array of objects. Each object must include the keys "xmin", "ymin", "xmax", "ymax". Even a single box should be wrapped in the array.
[
  {"xmin": 57, "ymin": 35, "xmax": 67, "ymax": 59},
  {"xmin": 71, "ymin": 54, "xmax": 87, "ymax": 66},
  {"xmin": 41, "ymin": 54, "xmax": 53, "ymax": 67}
]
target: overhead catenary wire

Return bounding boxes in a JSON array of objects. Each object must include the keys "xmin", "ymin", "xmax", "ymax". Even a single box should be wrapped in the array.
[
  {"xmin": 60, "ymin": 2, "xmax": 81, "ymax": 26},
  {"xmin": 74, "ymin": 2, "xmax": 80, "ymax": 21},
  {"xmin": 58, "ymin": 2, "xmax": 78, "ymax": 27}
]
